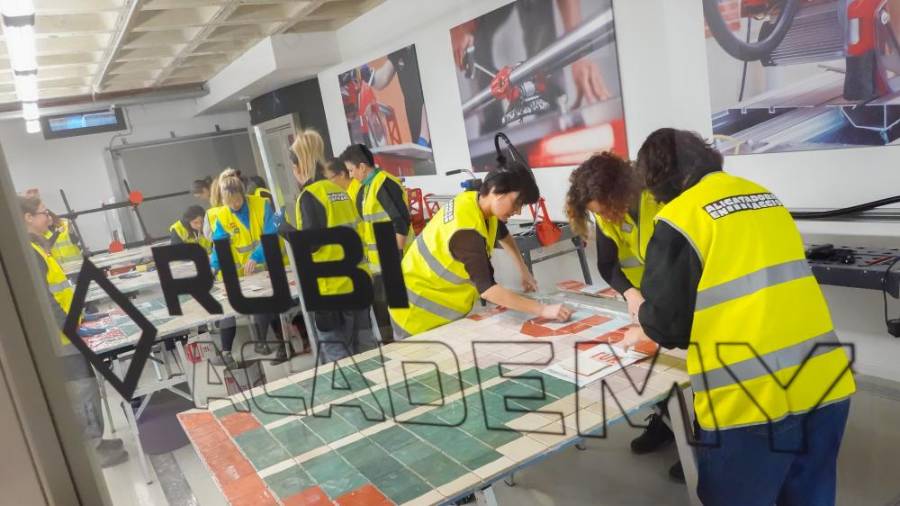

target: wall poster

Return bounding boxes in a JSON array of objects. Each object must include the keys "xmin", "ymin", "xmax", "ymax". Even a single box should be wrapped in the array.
[
  {"xmin": 704, "ymin": 0, "xmax": 900, "ymax": 155},
  {"xmin": 451, "ymin": 0, "xmax": 628, "ymax": 171},
  {"xmin": 338, "ymin": 44, "xmax": 436, "ymax": 176}
]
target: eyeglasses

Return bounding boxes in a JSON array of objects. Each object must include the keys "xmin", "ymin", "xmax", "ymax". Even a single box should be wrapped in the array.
[{"xmin": 32, "ymin": 210, "xmax": 52, "ymax": 217}]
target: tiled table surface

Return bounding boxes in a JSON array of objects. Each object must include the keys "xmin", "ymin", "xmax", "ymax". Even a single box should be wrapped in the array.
[{"xmin": 179, "ymin": 296, "xmax": 688, "ymax": 506}]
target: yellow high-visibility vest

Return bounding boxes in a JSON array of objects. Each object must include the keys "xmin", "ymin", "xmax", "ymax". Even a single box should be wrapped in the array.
[
  {"xmin": 31, "ymin": 241, "xmax": 75, "ymax": 345},
  {"xmin": 594, "ymin": 190, "xmax": 665, "ymax": 287},
  {"xmin": 347, "ymin": 178, "xmax": 362, "ymax": 207},
  {"xmin": 295, "ymin": 179, "xmax": 367, "ymax": 296},
  {"xmin": 360, "ymin": 170, "xmax": 413, "ymax": 269},
  {"xmin": 43, "ymin": 219, "xmax": 82, "ymax": 264},
  {"xmin": 655, "ymin": 172, "xmax": 855, "ymax": 430},
  {"xmin": 389, "ymin": 191, "xmax": 498, "ymax": 339},
  {"xmin": 207, "ymin": 195, "xmax": 268, "ymax": 277},
  {"xmin": 169, "ymin": 220, "xmax": 212, "ymax": 253},
  {"xmin": 252, "ymin": 187, "xmax": 273, "ymax": 204}
]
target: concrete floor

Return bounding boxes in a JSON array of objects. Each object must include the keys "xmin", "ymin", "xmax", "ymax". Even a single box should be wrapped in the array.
[{"xmin": 96, "ymin": 335, "xmax": 900, "ymax": 506}]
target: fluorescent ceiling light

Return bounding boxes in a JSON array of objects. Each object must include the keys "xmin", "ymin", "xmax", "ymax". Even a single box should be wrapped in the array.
[
  {"xmin": 0, "ymin": 0, "xmax": 35, "ymax": 18},
  {"xmin": 25, "ymin": 119, "xmax": 40, "ymax": 134},
  {"xmin": 4, "ymin": 24, "xmax": 37, "ymax": 72},
  {"xmin": 22, "ymin": 101, "xmax": 38, "ymax": 120},
  {"xmin": 14, "ymin": 73, "xmax": 38, "ymax": 102}
]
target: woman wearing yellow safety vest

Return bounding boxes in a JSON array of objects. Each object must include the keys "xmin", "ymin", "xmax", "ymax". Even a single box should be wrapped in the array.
[
  {"xmin": 390, "ymin": 162, "xmax": 572, "ymax": 339},
  {"xmin": 44, "ymin": 213, "xmax": 83, "ymax": 265},
  {"xmin": 169, "ymin": 205, "xmax": 212, "ymax": 252},
  {"xmin": 620, "ymin": 129, "xmax": 855, "ymax": 506},
  {"xmin": 290, "ymin": 130, "xmax": 377, "ymax": 363},
  {"xmin": 19, "ymin": 194, "xmax": 129, "ymax": 468},
  {"xmin": 208, "ymin": 169, "xmax": 290, "ymax": 363},
  {"xmin": 565, "ymin": 152, "xmax": 682, "ymax": 481},
  {"xmin": 339, "ymin": 144, "xmax": 413, "ymax": 342},
  {"xmin": 323, "ymin": 158, "xmax": 361, "ymax": 207}
]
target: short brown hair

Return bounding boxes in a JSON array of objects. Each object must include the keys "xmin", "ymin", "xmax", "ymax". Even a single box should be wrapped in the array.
[{"xmin": 566, "ymin": 152, "xmax": 640, "ymax": 237}]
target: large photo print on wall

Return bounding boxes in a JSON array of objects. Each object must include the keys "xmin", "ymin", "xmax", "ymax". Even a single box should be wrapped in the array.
[
  {"xmin": 451, "ymin": 0, "xmax": 627, "ymax": 171},
  {"xmin": 339, "ymin": 44, "xmax": 436, "ymax": 176},
  {"xmin": 704, "ymin": 0, "xmax": 900, "ymax": 155}
]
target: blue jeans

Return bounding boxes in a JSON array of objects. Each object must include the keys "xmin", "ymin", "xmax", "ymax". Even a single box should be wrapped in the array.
[{"xmin": 696, "ymin": 399, "xmax": 850, "ymax": 506}]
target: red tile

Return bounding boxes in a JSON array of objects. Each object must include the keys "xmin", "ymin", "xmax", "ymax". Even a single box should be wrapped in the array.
[
  {"xmin": 335, "ymin": 484, "xmax": 394, "ymax": 506},
  {"xmin": 582, "ymin": 315, "xmax": 612, "ymax": 326},
  {"xmin": 283, "ymin": 486, "xmax": 334, "ymax": 506},
  {"xmin": 520, "ymin": 320, "xmax": 556, "ymax": 338},
  {"xmin": 221, "ymin": 411, "xmax": 262, "ymax": 437},
  {"xmin": 178, "ymin": 412, "xmax": 217, "ymax": 431},
  {"xmin": 223, "ymin": 473, "xmax": 266, "ymax": 499},
  {"xmin": 230, "ymin": 485, "xmax": 279, "ymax": 506}
]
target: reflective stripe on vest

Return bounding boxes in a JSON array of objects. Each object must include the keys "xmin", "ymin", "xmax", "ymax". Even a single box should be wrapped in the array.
[
  {"xmin": 360, "ymin": 170, "xmax": 413, "ymax": 267},
  {"xmin": 594, "ymin": 190, "xmax": 664, "ymax": 287},
  {"xmin": 389, "ymin": 191, "xmax": 497, "ymax": 338},
  {"xmin": 31, "ymin": 242, "xmax": 75, "ymax": 345},
  {"xmin": 690, "ymin": 330, "xmax": 841, "ymax": 393},
  {"xmin": 695, "ymin": 259, "xmax": 811, "ymax": 311},
  {"xmin": 656, "ymin": 172, "xmax": 854, "ymax": 430}
]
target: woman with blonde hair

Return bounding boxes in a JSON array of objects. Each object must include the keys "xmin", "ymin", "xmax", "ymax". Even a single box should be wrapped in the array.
[
  {"xmin": 290, "ymin": 128, "xmax": 376, "ymax": 362},
  {"xmin": 207, "ymin": 168, "xmax": 290, "ymax": 362}
]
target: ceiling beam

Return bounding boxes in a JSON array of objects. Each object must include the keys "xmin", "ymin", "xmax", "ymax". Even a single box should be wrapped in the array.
[
  {"xmin": 268, "ymin": 0, "xmax": 329, "ymax": 36},
  {"xmin": 151, "ymin": 0, "xmax": 243, "ymax": 86},
  {"xmin": 93, "ymin": 0, "xmax": 144, "ymax": 93}
]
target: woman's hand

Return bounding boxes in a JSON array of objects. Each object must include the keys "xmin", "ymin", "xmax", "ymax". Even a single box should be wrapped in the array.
[
  {"xmin": 521, "ymin": 270, "xmax": 539, "ymax": 293},
  {"xmin": 623, "ymin": 287, "xmax": 645, "ymax": 322},
  {"xmin": 243, "ymin": 260, "xmax": 258, "ymax": 277},
  {"xmin": 541, "ymin": 303, "xmax": 573, "ymax": 322}
]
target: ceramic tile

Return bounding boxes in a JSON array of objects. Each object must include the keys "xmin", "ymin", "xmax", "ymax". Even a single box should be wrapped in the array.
[
  {"xmin": 234, "ymin": 427, "xmax": 291, "ymax": 470},
  {"xmin": 496, "ymin": 435, "xmax": 545, "ymax": 461},
  {"xmin": 264, "ymin": 465, "xmax": 315, "ymax": 499},
  {"xmin": 337, "ymin": 438, "xmax": 404, "ymax": 481},
  {"xmin": 270, "ymin": 420, "xmax": 327, "ymax": 458},
  {"xmin": 400, "ymin": 490, "xmax": 445, "ymax": 506},
  {"xmin": 369, "ymin": 425, "xmax": 419, "ymax": 453},
  {"xmin": 472, "ymin": 456, "xmax": 514, "ymax": 480},
  {"xmin": 220, "ymin": 412, "xmax": 262, "ymax": 438},
  {"xmin": 369, "ymin": 469, "xmax": 432, "ymax": 505},
  {"xmin": 335, "ymin": 483, "xmax": 395, "ymax": 506},
  {"xmin": 407, "ymin": 448, "xmax": 469, "ymax": 487},
  {"xmin": 302, "ymin": 451, "xmax": 370, "ymax": 499},
  {"xmin": 302, "ymin": 411, "xmax": 358, "ymax": 443},
  {"xmin": 282, "ymin": 486, "xmax": 333, "ymax": 506},
  {"xmin": 436, "ymin": 472, "xmax": 482, "ymax": 498}
]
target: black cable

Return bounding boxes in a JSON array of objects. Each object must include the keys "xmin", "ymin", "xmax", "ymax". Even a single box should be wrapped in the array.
[
  {"xmin": 739, "ymin": 18, "xmax": 752, "ymax": 102},
  {"xmin": 883, "ymin": 256, "xmax": 900, "ymax": 336},
  {"xmin": 791, "ymin": 195, "xmax": 900, "ymax": 219}
]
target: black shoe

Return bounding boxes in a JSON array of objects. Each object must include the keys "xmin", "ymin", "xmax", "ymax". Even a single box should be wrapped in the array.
[
  {"xmin": 669, "ymin": 461, "xmax": 685, "ymax": 483},
  {"xmin": 273, "ymin": 344, "xmax": 290, "ymax": 364},
  {"xmin": 630, "ymin": 413, "xmax": 674, "ymax": 454},
  {"xmin": 254, "ymin": 343, "xmax": 273, "ymax": 356},
  {"xmin": 99, "ymin": 448, "xmax": 129, "ymax": 468},
  {"xmin": 455, "ymin": 493, "xmax": 476, "ymax": 505}
]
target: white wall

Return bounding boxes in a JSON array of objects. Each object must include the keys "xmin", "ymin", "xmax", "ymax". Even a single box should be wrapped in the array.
[
  {"xmin": 0, "ymin": 98, "xmax": 250, "ymax": 251},
  {"xmin": 317, "ymin": 0, "xmax": 900, "ymax": 381}
]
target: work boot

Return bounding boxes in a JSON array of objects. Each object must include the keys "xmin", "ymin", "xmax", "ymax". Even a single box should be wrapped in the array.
[
  {"xmin": 96, "ymin": 439, "xmax": 124, "ymax": 452},
  {"xmin": 669, "ymin": 461, "xmax": 685, "ymax": 483},
  {"xmin": 273, "ymin": 342, "xmax": 293, "ymax": 364},
  {"xmin": 98, "ymin": 448, "xmax": 129, "ymax": 468},
  {"xmin": 630, "ymin": 413, "xmax": 674, "ymax": 454},
  {"xmin": 254, "ymin": 342, "xmax": 273, "ymax": 356},
  {"xmin": 222, "ymin": 351, "xmax": 238, "ymax": 369}
]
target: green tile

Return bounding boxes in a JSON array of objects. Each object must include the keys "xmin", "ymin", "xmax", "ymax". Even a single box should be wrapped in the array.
[
  {"xmin": 425, "ymin": 428, "xmax": 503, "ymax": 470},
  {"xmin": 460, "ymin": 365, "xmax": 503, "ymax": 387},
  {"xmin": 264, "ymin": 465, "xmax": 314, "ymax": 499},
  {"xmin": 267, "ymin": 384, "xmax": 310, "ymax": 415},
  {"xmin": 355, "ymin": 355, "xmax": 389, "ymax": 373},
  {"xmin": 337, "ymin": 438, "xmax": 404, "ymax": 480},
  {"xmin": 400, "ymin": 380, "xmax": 443, "ymax": 406},
  {"xmin": 410, "ymin": 450, "xmax": 469, "ymax": 487},
  {"xmin": 463, "ymin": 423, "xmax": 521, "ymax": 449},
  {"xmin": 431, "ymin": 398, "xmax": 469, "ymax": 426},
  {"xmin": 249, "ymin": 393, "xmax": 292, "ymax": 425},
  {"xmin": 302, "ymin": 451, "xmax": 369, "ymax": 499},
  {"xmin": 270, "ymin": 420, "xmax": 326, "ymax": 457},
  {"xmin": 336, "ymin": 405, "xmax": 385, "ymax": 431},
  {"xmin": 392, "ymin": 440, "xmax": 436, "ymax": 466},
  {"xmin": 212, "ymin": 399, "xmax": 248, "ymax": 418},
  {"xmin": 301, "ymin": 412, "xmax": 357, "ymax": 443},
  {"xmin": 479, "ymin": 391, "xmax": 524, "ymax": 425},
  {"xmin": 529, "ymin": 371, "xmax": 576, "ymax": 399},
  {"xmin": 370, "ymin": 425, "xmax": 418, "ymax": 453},
  {"xmin": 369, "ymin": 470, "xmax": 432, "ymax": 504},
  {"xmin": 233, "ymin": 427, "xmax": 291, "ymax": 470}
]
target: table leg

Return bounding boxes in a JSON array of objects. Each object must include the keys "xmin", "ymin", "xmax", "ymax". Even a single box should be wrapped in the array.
[
  {"xmin": 575, "ymin": 440, "xmax": 587, "ymax": 451},
  {"xmin": 95, "ymin": 368, "xmax": 115, "ymax": 434},
  {"xmin": 572, "ymin": 236, "xmax": 593, "ymax": 285},
  {"xmin": 503, "ymin": 472, "xmax": 516, "ymax": 487},
  {"xmin": 475, "ymin": 486, "xmax": 499, "ymax": 506},
  {"xmin": 121, "ymin": 399, "xmax": 153, "ymax": 485},
  {"xmin": 522, "ymin": 250, "xmax": 534, "ymax": 275},
  {"xmin": 174, "ymin": 339, "xmax": 193, "ymax": 396}
]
